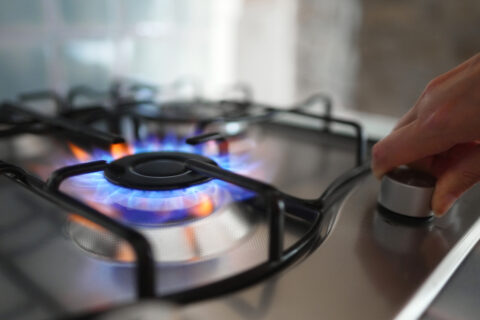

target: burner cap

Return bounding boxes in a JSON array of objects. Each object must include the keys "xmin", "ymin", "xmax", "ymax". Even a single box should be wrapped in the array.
[{"xmin": 104, "ymin": 152, "xmax": 216, "ymax": 190}]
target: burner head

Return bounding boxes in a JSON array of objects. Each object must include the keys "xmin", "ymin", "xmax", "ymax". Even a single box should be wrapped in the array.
[{"xmin": 104, "ymin": 152, "xmax": 217, "ymax": 190}]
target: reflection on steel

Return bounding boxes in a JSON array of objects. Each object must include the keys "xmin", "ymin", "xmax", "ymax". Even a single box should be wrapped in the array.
[
  {"xmin": 69, "ymin": 203, "xmax": 256, "ymax": 263},
  {"xmin": 0, "ymin": 160, "xmax": 156, "ymax": 299}
]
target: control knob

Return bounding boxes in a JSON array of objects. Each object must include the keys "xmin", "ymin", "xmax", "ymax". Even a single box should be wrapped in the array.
[{"xmin": 378, "ymin": 167, "xmax": 436, "ymax": 218}]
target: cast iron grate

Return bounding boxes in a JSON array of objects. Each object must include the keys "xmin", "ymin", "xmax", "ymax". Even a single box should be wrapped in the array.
[{"xmin": 0, "ymin": 82, "xmax": 370, "ymax": 312}]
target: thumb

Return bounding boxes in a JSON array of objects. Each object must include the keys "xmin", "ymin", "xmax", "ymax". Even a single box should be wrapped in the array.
[{"xmin": 432, "ymin": 145, "xmax": 480, "ymax": 216}]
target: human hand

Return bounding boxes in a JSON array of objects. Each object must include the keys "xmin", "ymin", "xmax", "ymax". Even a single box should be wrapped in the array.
[{"xmin": 371, "ymin": 53, "xmax": 480, "ymax": 216}]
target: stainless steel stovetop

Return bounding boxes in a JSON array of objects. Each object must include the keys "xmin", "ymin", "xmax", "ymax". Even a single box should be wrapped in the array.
[{"xmin": 0, "ymin": 86, "xmax": 479, "ymax": 320}]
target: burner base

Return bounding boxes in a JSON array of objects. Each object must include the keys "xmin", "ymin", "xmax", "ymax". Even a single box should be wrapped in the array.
[{"xmin": 68, "ymin": 203, "xmax": 257, "ymax": 263}]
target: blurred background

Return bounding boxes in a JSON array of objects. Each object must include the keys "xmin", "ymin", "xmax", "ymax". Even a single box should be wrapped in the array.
[{"xmin": 0, "ymin": 0, "xmax": 479, "ymax": 124}]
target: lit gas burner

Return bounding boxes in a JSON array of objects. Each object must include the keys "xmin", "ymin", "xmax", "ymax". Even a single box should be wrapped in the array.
[
  {"xmin": 61, "ymin": 134, "xmax": 263, "ymax": 262},
  {"xmin": 62, "ymin": 134, "xmax": 259, "ymax": 226}
]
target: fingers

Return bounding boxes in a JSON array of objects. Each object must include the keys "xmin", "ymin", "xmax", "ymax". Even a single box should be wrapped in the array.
[
  {"xmin": 407, "ymin": 157, "xmax": 436, "ymax": 174},
  {"xmin": 372, "ymin": 54, "xmax": 480, "ymax": 216},
  {"xmin": 432, "ymin": 145, "xmax": 480, "ymax": 216},
  {"xmin": 371, "ymin": 119, "xmax": 453, "ymax": 178},
  {"xmin": 393, "ymin": 107, "xmax": 417, "ymax": 131},
  {"xmin": 428, "ymin": 54, "xmax": 476, "ymax": 87},
  {"xmin": 404, "ymin": 143, "xmax": 478, "ymax": 180},
  {"xmin": 392, "ymin": 55, "xmax": 475, "ymax": 132}
]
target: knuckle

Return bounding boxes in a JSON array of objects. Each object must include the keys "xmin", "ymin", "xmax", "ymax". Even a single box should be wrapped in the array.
[
  {"xmin": 472, "ymin": 53, "xmax": 480, "ymax": 65},
  {"xmin": 467, "ymin": 53, "xmax": 480, "ymax": 71},
  {"xmin": 451, "ymin": 169, "xmax": 480, "ymax": 197},
  {"xmin": 372, "ymin": 142, "xmax": 383, "ymax": 162},
  {"xmin": 419, "ymin": 110, "xmax": 448, "ymax": 133},
  {"xmin": 425, "ymin": 79, "xmax": 439, "ymax": 93},
  {"xmin": 422, "ymin": 78, "xmax": 441, "ymax": 103}
]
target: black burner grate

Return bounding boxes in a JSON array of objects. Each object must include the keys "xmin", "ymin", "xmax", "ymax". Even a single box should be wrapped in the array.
[{"xmin": 0, "ymin": 82, "xmax": 370, "ymax": 313}]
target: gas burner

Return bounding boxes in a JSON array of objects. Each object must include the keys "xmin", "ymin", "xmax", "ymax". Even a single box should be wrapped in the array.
[
  {"xmin": 0, "ymin": 85, "xmax": 376, "ymax": 314},
  {"xmin": 104, "ymin": 152, "xmax": 217, "ymax": 190},
  {"xmin": 61, "ymin": 134, "xmax": 261, "ymax": 226}
]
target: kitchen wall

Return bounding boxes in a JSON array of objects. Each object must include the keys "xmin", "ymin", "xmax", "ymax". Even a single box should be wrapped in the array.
[
  {"xmin": 0, "ymin": 0, "xmax": 239, "ymax": 100},
  {"xmin": 296, "ymin": 0, "xmax": 361, "ymax": 111},
  {"xmin": 355, "ymin": 0, "xmax": 480, "ymax": 117},
  {"xmin": 0, "ymin": 0, "xmax": 479, "ymax": 118}
]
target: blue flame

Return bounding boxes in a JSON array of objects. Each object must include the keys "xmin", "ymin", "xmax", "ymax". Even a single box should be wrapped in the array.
[{"xmin": 65, "ymin": 134, "xmax": 261, "ymax": 226}]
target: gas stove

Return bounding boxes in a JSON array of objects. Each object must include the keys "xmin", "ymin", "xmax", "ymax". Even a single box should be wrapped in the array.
[{"xmin": 1, "ymin": 83, "xmax": 479, "ymax": 320}]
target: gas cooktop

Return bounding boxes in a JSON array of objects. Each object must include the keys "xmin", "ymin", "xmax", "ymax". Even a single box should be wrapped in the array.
[{"xmin": 0, "ymin": 82, "xmax": 479, "ymax": 320}]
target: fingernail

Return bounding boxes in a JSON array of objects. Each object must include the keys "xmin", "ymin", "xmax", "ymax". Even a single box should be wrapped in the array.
[
  {"xmin": 433, "ymin": 210, "xmax": 445, "ymax": 218},
  {"xmin": 434, "ymin": 194, "xmax": 457, "ymax": 217},
  {"xmin": 371, "ymin": 162, "xmax": 385, "ymax": 180},
  {"xmin": 373, "ymin": 169, "xmax": 384, "ymax": 180},
  {"xmin": 370, "ymin": 161, "xmax": 381, "ymax": 179},
  {"xmin": 371, "ymin": 144, "xmax": 383, "ymax": 179},
  {"xmin": 370, "ymin": 155, "xmax": 382, "ymax": 179}
]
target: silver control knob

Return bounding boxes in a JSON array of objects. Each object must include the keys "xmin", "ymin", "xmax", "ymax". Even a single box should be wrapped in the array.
[{"xmin": 378, "ymin": 167, "xmax": 436, "ymax": 218}]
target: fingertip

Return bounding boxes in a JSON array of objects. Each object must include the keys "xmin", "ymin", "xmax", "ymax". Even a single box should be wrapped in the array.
[
  {"xmin": 433, "ymin": 193, "xmax": 457, "ymax": 217},
  {"xmin": 372, "ymin": 167, "xmax": 384, "ymax": 180},
  {"xmin": 371, "ymin": 142, "xmax": 385, "ymax": 179},
  {"xmin": 433, "ymin": 206, "xmax": 446, "ymax": 218},
  {"xmin": 370, "ymin": 159, "xmax": 383, "ymax": 180}
]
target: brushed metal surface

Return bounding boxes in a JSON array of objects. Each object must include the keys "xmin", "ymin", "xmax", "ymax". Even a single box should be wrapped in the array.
[
  {"xmin": 422, "ymin": 240, "xmax": 480, "ymax": 320},
  {"xmin": 1, "ymin": 123, "xmax": 480, "ymax": 320},
  {"xmin": 178, "ymin": 176, "xmax": 480, "ymax": 320}
]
